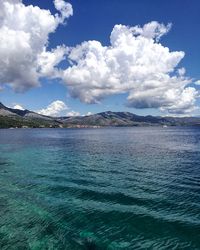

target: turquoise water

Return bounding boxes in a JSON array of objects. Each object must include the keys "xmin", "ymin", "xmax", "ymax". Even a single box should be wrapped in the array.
[{"xmin": 0, "ymin": 127, "xmax": 200, "ymax": 249}]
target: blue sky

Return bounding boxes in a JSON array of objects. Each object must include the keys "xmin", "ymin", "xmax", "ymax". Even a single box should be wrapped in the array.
[{"xmin": 0, "ymin": 0, "xmax": 200, "ymax": 116}]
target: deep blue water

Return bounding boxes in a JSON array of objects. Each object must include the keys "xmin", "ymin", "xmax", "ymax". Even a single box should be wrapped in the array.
[{"xmin": 0, "ymin": 127, "xmax": 200, "ymax": 249}]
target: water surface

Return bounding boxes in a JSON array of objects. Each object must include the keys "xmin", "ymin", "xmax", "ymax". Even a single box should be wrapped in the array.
[{"xmin": 0, "ymin": 127, "xmax": 200, "ymax": 249}]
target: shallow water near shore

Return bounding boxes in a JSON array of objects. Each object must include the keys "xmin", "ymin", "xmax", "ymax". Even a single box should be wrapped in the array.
[{"xmin": 0, "ymin": 127, "xmax": 200, "ymax": 249}]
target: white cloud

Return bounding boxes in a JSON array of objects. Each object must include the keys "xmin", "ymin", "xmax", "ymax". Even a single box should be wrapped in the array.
[
  {"xmin": 194, "ymin": 80, "xmax": 200, "ymax": 85},
  {"xmin": 128, "ymin": 21, "xmax": 172, "ymax": 42},
  {"xmin": 38, "ymin": 46, "xmax": 68, "ymax": 78},
  {"xmin": 66, "ymin": 110, "xmax": 80, "ymax": 117},
  {"xmin": 54, "ymin": 0, "xmax": 73, "ymax": 23},
  {"xmin": 38, "ymin": 100, "xmax": 69, "ymax": 117},
  {"xmin": 0, "ymin": 0, "xmax": 72, "ymax": 91},
  {"xmin": 0, "ymin": 2, "xmax": 198, "ymax": 116},
  {"xmin": 13, "ymin": 104, "xmax": 24, "ymax": 110},
  {"xmin": 177, "ymin": 67, "xmax": 186, "ymax": 76},
  {"xmin": 61, "ymin": 21, "xmax": 198, "ymax": 114}
]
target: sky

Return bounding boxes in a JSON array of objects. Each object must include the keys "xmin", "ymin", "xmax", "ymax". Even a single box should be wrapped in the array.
[{"xmin": 0, "ymin": 0, "xmax": 200, "ymax": 117}]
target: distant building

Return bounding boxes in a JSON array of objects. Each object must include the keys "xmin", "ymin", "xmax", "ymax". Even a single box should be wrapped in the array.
[{"xmin": 22, "ymin": 126, "xmax": 29, "ymax": 129}]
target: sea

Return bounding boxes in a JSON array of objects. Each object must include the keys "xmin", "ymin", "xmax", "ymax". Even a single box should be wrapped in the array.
[{"xmin": 0, "ymin": 127, "xmax": 200, "ymax": 249}]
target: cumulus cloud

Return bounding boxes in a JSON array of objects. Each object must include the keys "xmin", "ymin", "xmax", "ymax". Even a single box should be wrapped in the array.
[
  {"xmin": 194, "ymin": 80, "xmax": 200, "ymax": 85},
  {"xmin": 128, "ymin": 21, "xmax": 172, "ymax": 42},
  {"xmin": 38, "ymin": 46, "xmax": 68, "ymax": 78},
  {"xmin": 13, "ymin": 104, "xmax": 25, "ymax": 110},
  {"xmin": 54, "ymin": 0, "xmax": 73, "ymax": 23},
  {"xmin": 38, "ymin": 100, "xmax": 69, "ymax": 117},
  {"xmin": 66, "ymin": 110, "xmax": 80, "ymax": 117},
  {"xmin": 0, "ymin": 1, "xmax": 198, "ymax": 115},
  {"xmin": 177, "ymin": 67, "xmax": 186, "ymax": 76},
  {"xmin": 61, "ymin": 21, "xmax": 198, "ymax": 114},
  {"xmin": 0, "ymin": 0, "xmax": 72, "ymax": 91}
]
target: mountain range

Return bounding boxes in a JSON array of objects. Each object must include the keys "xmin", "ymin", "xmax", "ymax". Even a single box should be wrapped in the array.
[{"xmin": 1, "ymin": 102, "xmax": 200, "ymax": 128}]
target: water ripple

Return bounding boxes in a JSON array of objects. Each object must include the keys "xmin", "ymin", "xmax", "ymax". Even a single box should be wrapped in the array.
[{"xmin": 0, "ymin": 127, "xmax": 200, "ymax": 249}]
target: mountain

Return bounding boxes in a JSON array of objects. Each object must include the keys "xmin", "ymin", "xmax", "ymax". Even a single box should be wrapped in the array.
[
  {"xmin": 58, "ymin": 111, "xmax": 166, "ymax": 127},
  {"xmin": 1, "ymin": 102, "xmax": 200, "ymax": 128},
  {"xmin": 0, "ymin": 102, "xmax": 61, "ymax": 128},
  {"xmin": 59, "ymin": 111, "xmax": 200, "ymax": 127},
  {"xmin": 0, "ymin": 102, "xmax": 50, "ymax": 119}
]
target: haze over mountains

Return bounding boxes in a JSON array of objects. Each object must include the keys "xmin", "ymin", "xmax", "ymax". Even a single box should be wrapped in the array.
[{"xmin": 0, "ymin": 102, "xmax": 200, "ymax": 128}]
